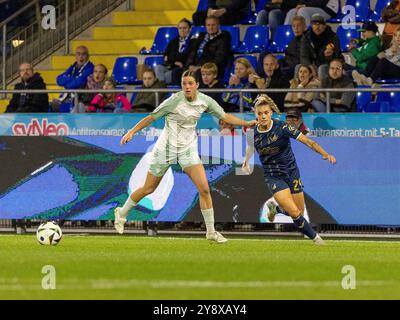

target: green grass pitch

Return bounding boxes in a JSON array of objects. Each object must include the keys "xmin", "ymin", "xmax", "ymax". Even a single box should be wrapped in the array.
[{"xmin": 1, "ymin": 235, "xmax": 400, "ymax": 300}]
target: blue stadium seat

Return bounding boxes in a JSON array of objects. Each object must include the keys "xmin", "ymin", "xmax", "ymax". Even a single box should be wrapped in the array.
[
  {"xmin": 330, "ymin": 0, "xmax": 372, "ymax": 23},
  {"xmin": 268, "ymin": 24, "xmax": 295, "ymax": 53},
  {"xmin": 140, "ymin": 27, "xmax": 178, "ymax": 55},
  {"xmin": 191, "ymin": 26, "xmax": 206, "ymax": 38},
  {"xmin": 224, "ymin": 55, "xmax": 258, "ymax": 83},
  {"xmin": 347, "ymin": 0, "xmax": 372, "ymax": 22},
  {"xmin": 336, "ymin": 26, "xmax": 359, "ymax": 52},
  {"xmin": 221, "ymin": 26, "xmax": 241, "ymax": 51},
  {"xmin": 255, "ymin": 0, "xmax": 270, "ymax": 13},
  {"xmin": 356, "ymin": 85, "xmax": 372, "ymax": 112},
  {"xmin": 144, "ymin": 56, "xmax": 164, "ymax": 69},
  {"xmin": 112, "ymin": 57, "xmax": 142, "ymax": 85},
  {"xmin": 375, "ymin": 85, "xmax": 400, "ymax": 112},
  {"xmin": 390, "ymin": 89, "xmax": 400, "ymax": 112},
  {"xmin": 369, "ymin": 0, "xmax": 391, "ymax": 22},
  {"xmin": 365, "ymin": 101, "xmax": 386, "ymax": 112},
  {"xmin": 236, "ymin": 26, "xmax": 270, "ymax": 53},
  {"xmin": 375, "ymin": 78, "xmax": 400, "ymax": 84},
  {"xmin": 196, "ymin": 0, "xmax": 208, "ymax": 12}
]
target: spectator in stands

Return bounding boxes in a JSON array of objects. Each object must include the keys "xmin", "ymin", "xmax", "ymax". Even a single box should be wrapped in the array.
[
  {"xmin": 311, "ymin": 59, "xmax": 355, "ymax": 112},
  {"xmin": 278, "ymin": 15, "xmax": 307, "ymax": 77},
  {"xmin": 382, "ymin": 0, "xmax": 400, "ymax": 48},
  {"xmin": 347, "ymin": 22, "xmax": 381, "ymax": 76},
  {"xmin": 131, "ymin": 68, "xmax": 167, "ymax": 112},
  {"xmin": 284, "ymin": 0, "xmax": 340, "ymax": 26},
  {"xmin": 300, "ymin": 14, "xmax": 343, "ymax": 80},
  {"xmin": 256, "ymin": 0, "xmax": 297, "ymax": 38},
  {"xmin": 256, "ymin": 15, "xmax": 307, "ymax": 78},
  {"xmin": 87, "ymin": 77, "xmax": 131, "ymax": 113},
  {"xmin": 192, "ymin": 0, "xmax": 250, "ymax": 26},
  {"xmin": 284, "ymin": 64, "xmax": 320, "ymax": 112},
  {"xmin": 352, "ymin": 27, "xmax": 400, "ymax": 86},
  {"xmin": 285, "ymin": 108, "xmax": 309, "ymax": 135},
  {"xmin": 249, "ymin": 54, "xmax": 290, "ymax": 112},
  {"xmin": 199, "ymin": 62, "xmax": 225, "ymax": 105},
  {"xmin": 155, "ymin": 18, "xmax": 196, "ymax": 85},
  {"xmin": 52, "ymin": 45, "xmax": 94, "ymax": 111},
  {"xmin": 5, "ymin": 62, "xmax": 49, "ymax": 113},
  {"xmin": 72, "ymin": 64, "xmax": 108, "ymax": 113},
  {"xmin": 223, "ymin": 57, "xmax": 257, "ymax": 112},
  {"xmin": 185, "ymin": 16, "xmax": 233, "ymax": 81}
]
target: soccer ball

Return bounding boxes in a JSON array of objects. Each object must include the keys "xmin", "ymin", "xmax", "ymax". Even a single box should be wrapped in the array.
[{"xmin": 36, "ymin": 221, "xmax": 63, "ymax": 246}]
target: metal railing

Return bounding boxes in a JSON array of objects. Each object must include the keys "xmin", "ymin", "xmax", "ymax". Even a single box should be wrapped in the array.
[
  {"xmin": 1, "ymin": 87, "xmax": 400, "ymax": 113},
  {"xmin": 1, "ymin": 0, "xmax": 129, "ymax": 90}
]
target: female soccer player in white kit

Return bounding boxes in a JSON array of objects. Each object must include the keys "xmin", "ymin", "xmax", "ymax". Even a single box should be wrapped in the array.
[{"xmin": 115, "ymin": 70, "xmax": 257, "ymax": 243}]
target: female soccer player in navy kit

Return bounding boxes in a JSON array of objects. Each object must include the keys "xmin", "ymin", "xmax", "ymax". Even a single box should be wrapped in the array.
[{"xmin": 242, "ymin": 95, "xmax": 337, "ymax": 244}]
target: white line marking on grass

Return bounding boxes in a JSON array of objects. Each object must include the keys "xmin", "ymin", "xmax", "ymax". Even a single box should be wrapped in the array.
[{"xmin": 0, "ymin": 278, "xmax": 395, "ymax": 291}]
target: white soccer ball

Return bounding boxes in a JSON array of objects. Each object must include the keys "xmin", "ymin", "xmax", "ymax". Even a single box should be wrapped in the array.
[{"xmin": 36, "ymin": 221, "xmax": 63, "ymax": 246}]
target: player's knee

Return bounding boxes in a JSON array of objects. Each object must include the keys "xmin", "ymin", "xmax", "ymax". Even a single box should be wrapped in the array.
[{"xmin": 198, "ymin": 186, "xmax": 211, "ymax": 197}]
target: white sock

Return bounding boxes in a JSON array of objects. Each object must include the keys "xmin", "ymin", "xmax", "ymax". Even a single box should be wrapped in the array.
[
  {"xmin": 119, "ymin": 196, "xmax": 137, "ymax": 218},
  {"xmin": 201, "ymin": 208, "xmax": 215, "ymax": 234}
]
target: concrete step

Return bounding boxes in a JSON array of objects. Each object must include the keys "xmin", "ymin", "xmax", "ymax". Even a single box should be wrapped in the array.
[
  {"xmin": 71, "ymin": 39, "xmax": 153, "ymax": 54},
  {"xmin": 112, "ymin": 10, "xmax": 194, "ymax": 26}
]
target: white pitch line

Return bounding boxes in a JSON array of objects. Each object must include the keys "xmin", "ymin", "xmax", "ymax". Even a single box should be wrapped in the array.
[{"xmin": 0, "ymin": 279, "xmax": 394, "ymax": 291}]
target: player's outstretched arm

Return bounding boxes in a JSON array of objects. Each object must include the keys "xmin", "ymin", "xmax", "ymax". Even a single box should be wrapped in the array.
[
  {"xmin": 242, "ymin": 145, "xmax": 255, "ymax": 174},
  {"xmin": 298, "ymin": 134, "xmax": 337, "ymax": 164},
  {"xmin": 222, "ymin": 113, "xmax": 258, "ymax": 128},
  {"xmin": 120, "ymin": 115, "xmax": 155, "ymax": 145}
]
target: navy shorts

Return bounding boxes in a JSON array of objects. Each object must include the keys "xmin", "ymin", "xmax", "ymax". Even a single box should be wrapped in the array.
[{"xmin": 264, "ymin": 168, "xmax": 303, "ymax": 195}]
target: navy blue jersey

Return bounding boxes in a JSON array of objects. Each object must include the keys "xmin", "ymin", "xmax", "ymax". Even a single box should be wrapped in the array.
[{"xmin": 248, "ymin": 119, "xmax": 302, "ymax": 176}]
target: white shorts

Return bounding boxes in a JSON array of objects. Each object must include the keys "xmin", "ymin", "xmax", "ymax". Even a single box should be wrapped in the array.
[{"xmin": 148, "ymin": 145, "xmax": 203, "ymax": 177}]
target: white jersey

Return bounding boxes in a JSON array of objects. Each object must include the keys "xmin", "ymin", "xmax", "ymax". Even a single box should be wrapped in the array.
[{"xmin": 151, "ymin": 91, "xmax": 226, "ymax": 154}]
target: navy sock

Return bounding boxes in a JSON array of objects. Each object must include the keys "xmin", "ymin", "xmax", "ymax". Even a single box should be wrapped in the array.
[
  {"xmin": 276, "ymin": 206, "xmax": 289, "ymax": 217},
  {"xmin": 292, "ymin": 215, "xmax": 317, "ymax": 240}
]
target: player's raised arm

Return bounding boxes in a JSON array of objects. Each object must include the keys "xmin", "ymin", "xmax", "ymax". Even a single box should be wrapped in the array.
[
  {"xmin": 297, "ymin": 134, "xmax": 337, "ymax": 164},
  {"xmin": 242, "ymin": 128, "xmax": 255, "ymax": 174},
  {"xmin": 120, "ymin": 115, "xmax": 155, "ymax": 145}
]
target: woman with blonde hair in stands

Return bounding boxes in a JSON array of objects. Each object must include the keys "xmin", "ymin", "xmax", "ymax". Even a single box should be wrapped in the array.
[
  {"xmin": 223, "ymin": 57, "xmax": 257, "ymax": 112},
  {"xmin": 284, "ymin": 64, "xmax": 320, "ymax": 112}
]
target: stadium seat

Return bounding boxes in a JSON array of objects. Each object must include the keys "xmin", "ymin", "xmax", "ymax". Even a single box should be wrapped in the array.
[
  {"xmin": 356, "ymin": 85, "xmax": 372, "ymax": 112},
  {"xmin": 336, "ymin": 26, "xmax": 359, "ymax": 52},
  {"xmin": 224, "ymin": 55, "xmax": 258, "ymax": 83},
  {"xmin": 140, "ymin": 27, "xmax": 178, "ymax": 55},
  {"xmin": 112, "ymin": 57, "xmax": 142, "ymax": 85},
  {"xmin": 144, "ymin": 56, "xmax": 164, "ymax": 70},
  {"xmin": 196, "ymin": 0, "xmax": 208, "ymax": 12},
  {"xmin": 330, "ymin": 0, "xmax": 372, "ymax": 23},
  {"xmin": 375, "ymin": 78, "xmax": 400, "ymax": 84},
  {"xmin": 221, "ymin": 26, "xmax": 241, "ymax": 52},
  {"xmin": 369, "ymin": 0, "xmax": 391, "ymax": 22},
  {"xmin": 268, "ymin": 24, "xmax": 295, "ymax": 53},
  {"xmin": 365, "ymin": 101, "xmax": 386, "ymax": 112},
  {"xmin": 236, "ymin": 25, "xmax": 270, "ymax": 53},
  {"xmin": 191, "ymin": 26, "xmax": 206, "ymax": 38},
  {"xmin": 375, "ymin": 85, "xmax": 400, "ymax": 112}
]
